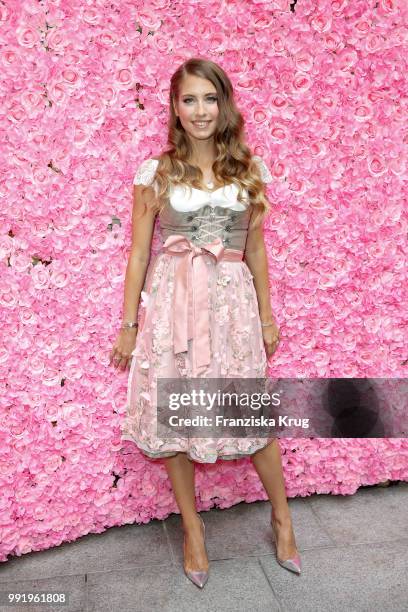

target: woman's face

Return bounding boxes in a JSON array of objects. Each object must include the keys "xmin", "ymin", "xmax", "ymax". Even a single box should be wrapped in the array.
[{"xmin": 173, "ymin": 74, "xmax": 219, "ymax": 142}]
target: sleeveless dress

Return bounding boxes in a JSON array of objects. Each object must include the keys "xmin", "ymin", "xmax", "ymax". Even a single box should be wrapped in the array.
[{"xmin": 120, "ymin": 156, "xmax": 275, "ymax": 463}]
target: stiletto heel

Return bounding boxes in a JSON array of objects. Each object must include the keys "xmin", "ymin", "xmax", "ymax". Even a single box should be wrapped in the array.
[
  {"xmin": 270, "ymin": 514, "xmax": 301, "ymax": 575},
  {"xmin": 183, "ymin": 515, "xmax": 209, "ymax": 588}
]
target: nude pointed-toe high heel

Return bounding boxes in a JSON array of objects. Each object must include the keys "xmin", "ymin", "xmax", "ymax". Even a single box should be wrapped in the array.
[
  {"xmin": 183, "ymin": 515, "xmax": 209, "ymax": 589},
  {"xmin": 271, "ymin": 514, "xmax": 301, "ymax": 575}
]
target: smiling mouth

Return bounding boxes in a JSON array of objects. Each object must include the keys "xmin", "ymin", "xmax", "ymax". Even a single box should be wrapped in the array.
[{"xmin": 193, "ymin": 121, "xmax": 211, "ymax": 128}]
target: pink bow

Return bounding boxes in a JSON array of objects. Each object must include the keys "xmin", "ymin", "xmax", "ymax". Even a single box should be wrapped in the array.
[{"xmin": 162, "ymin": 234, "xmax": 244, "ymax": 376}]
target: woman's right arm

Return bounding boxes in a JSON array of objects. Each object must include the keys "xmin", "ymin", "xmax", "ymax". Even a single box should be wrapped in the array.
[
  {"xmin": 122, "ymin": 184, "xmax": 157, "ymax": 323},
  {"xmin": 109, "ymin": 184, "xmax": 157, "ymax": 369}
]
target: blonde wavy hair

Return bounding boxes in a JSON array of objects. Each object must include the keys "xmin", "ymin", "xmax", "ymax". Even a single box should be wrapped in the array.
[{"xmin": 142, "ymin": 57, "xmax": 271, "ymax": 229}]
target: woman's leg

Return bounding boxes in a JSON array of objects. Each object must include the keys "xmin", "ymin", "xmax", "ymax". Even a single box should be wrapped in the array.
[
  {"xmin": 163, "ymin": 452, "xmax": 209, "ymax": 572},
  {"xmin": 250, "ymin": 439, "xmax": 298, "ymax": 559}
]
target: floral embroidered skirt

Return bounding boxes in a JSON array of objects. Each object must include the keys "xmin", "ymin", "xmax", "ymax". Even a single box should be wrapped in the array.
[{"xmin": 120, "ymin": 249, "xmax": 275, "ymax": 463}]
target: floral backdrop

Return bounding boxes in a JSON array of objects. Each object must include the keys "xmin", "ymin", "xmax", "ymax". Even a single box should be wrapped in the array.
[{"xmin": 0, "ymin": 0, "xmax": 407, "ymax": 562}]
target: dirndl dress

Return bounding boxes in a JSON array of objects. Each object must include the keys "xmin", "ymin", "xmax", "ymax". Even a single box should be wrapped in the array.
[{"xmin": 120, "ymin": 156, "xmax": 276, "ymax": 463}]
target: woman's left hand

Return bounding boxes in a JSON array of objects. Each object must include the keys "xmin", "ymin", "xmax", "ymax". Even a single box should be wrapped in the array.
[{"xmin": 261, "ymin": 316, "xmax": 280, "ymax": 358}]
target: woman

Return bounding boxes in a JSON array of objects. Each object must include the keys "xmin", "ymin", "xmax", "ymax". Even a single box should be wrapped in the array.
[{"xmin": 109, "ymin": 58, "xmax": 301, "ymax": 588}]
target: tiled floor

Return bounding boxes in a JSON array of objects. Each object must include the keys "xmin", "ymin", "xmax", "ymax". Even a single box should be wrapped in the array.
[{"xmin": 0, "ymin": 482, "xmax": 407, "ymax": 611}]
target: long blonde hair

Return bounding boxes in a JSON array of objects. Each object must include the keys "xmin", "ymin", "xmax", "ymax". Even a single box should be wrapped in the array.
[{"xmin": 143, "ymin": 57, "xmax": 271, "ymax": 228}]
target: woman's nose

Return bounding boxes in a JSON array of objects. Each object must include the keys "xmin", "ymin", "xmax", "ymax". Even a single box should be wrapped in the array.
[{"xmin": 197, "ymin": 101, "xmax": 206, "ymax": 114}]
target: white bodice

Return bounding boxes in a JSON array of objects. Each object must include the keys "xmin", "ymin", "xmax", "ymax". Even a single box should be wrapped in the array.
[
  {"xmin": 133, "ymin": 156, "xmax": 272, "ymax": 212},
  {"xmin": 169, "ymin": 183, "xmax": 248, "ymax": 212}
]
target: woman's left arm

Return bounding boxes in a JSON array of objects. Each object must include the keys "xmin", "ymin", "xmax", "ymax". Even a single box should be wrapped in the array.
[
  {"xmin": 244, "ymin": 221, "xmax": 274, "ymax": 321},
  {"xmin": 244, "ymin": 220, "xmax": 280, "ymax": 356}
]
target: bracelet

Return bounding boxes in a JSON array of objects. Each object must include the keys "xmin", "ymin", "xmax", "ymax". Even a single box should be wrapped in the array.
[
  {"xmin": 261, "ymin": 320, "xmax": 275, "ymax": 327},
  {"xmin": 121, "ymin": 321, "xmax": 138, "ymax": 329}
]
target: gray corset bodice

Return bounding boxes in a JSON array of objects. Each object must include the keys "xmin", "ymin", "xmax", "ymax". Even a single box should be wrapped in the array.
[{"xmin": 158, "ymin": 202, "xmax": 251, "ymax": 251}]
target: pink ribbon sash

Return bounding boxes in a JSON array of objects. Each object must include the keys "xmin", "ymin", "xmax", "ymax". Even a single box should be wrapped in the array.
[{"xmin": 161, "ymin": 234, "xmax": 244, "ymax": 376}]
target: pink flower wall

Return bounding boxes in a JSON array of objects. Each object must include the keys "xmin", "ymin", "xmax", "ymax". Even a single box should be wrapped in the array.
[{"xmin": 1, "ymin": 0, "xmax": 407, "ymax": 562}]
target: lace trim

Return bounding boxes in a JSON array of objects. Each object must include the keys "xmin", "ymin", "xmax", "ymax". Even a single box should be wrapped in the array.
[
  {"xmin": 253, "ymin": 155, "xmax": 273, "ymax": 183},
  {"xmin": 121, "ymin": 436, "xmax": 274, "ymax": 463},
  {"xmin": 133, "ymin": 158, "xmax": 159, "ymax": 185}
]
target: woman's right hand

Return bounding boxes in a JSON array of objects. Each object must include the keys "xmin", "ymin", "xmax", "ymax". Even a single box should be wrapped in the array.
[{"xmin": 109, "ymin": 328, "xmax": 138, "ymax": 371}]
